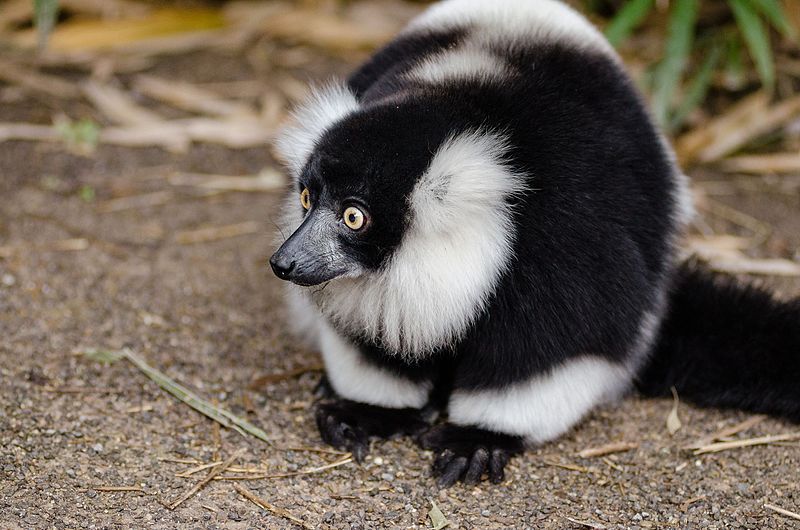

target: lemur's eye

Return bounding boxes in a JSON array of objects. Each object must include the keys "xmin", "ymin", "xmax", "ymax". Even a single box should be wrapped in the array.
[
  {"xmin": 343, "ymin": 206, "xmax": 365, "ymax": 230},
  {"xmin": 300, "ymin": 188, "xmax": 311, "ymax": 210}
]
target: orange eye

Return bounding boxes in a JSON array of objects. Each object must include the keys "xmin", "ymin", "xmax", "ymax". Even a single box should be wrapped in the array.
[
  {"xmin": 343, "ymin": 206, "xmax": 365, "ymax": 230},
  {"xmin": 300, "ymin": 188, "xmax": 311, "ymax": 210}
]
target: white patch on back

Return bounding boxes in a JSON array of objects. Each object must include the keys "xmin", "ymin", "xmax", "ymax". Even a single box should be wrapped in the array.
[
  {"xmin": 318, "ymin": 319, "xmax": 432, "ymax": 408},
  {"xmin": 313, "ymin": 130, "xmax": 525, "ymax": 357},
  {"xmin": 407, "ymin": 0, "xmax": 616, "ymax": 58},
  {"xmin": 274, "ymin": 83, "xmax": 359, "ymax": 178},
  {"xmin": 408, "ymin": 44, "xmax": 515, "ymax": 84},
  {"xmin": 448, "ymin": 356, "xmax": 633, "ymax": 443}
]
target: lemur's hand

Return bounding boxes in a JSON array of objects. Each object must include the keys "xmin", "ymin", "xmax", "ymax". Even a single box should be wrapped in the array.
[
  {"xmin": 315, "ymin": 399, "xmax": 429, "ymax": 462},
  {"xmin": 417, "ymin": 424, "xmax": 524, "ymax": 487}
]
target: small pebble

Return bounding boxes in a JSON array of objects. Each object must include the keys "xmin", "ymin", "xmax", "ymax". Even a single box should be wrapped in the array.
[
  {"xmin": 1, "ymin": 274, "xmax": 15, "ymax": 286},
  {"xmin": 481, "ymin": 509, "xmax": 491, "ymax": 517}
]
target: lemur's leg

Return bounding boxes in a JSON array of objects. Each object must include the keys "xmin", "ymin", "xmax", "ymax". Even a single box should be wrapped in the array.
[
  {"xmin": 314, "ymin": 320, "xmax": 434, "ymax": 461},
  {"xmin": 420, "ymin": 356, "xmax": 632, "ymax": 487}
]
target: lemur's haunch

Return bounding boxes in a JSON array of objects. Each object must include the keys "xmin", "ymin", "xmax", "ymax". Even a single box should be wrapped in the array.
[{"xmin": 269, "ymin": 0, "xmax": 800, "ymax": 487}]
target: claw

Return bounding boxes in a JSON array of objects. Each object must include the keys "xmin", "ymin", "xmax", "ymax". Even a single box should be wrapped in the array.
[{"xmin": 438, "ymin": 456, "xmax": 468, "ymax": 488}]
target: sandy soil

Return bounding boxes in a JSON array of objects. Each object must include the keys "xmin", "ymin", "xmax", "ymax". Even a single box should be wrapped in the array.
[{"xmin": 1, "ymin": 47, "xmax": 799, "ymax": 530}]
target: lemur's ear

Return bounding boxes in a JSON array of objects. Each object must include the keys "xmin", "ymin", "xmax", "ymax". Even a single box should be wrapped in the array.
[{"xmin": 274, "ymin": 83, "xmax": 359, "ymax": 179}]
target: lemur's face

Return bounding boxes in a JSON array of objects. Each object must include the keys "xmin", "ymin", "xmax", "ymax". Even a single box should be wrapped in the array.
[{"xmin": 270, "ymin": 104, "xmax": 442, "ymax": 286}]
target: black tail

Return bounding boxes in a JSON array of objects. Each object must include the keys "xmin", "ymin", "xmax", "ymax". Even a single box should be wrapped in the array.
[{"xmin": 636, "ymin": 262, "xmax": 800, "ymax": 422}]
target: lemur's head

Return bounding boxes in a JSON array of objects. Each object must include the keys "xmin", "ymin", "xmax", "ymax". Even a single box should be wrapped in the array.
[
  {"xmin": 270, "ymin": 89, "xmax": 451, "ymax": 286},
  {"xmin": 269, "ymin": 83, "xmax": 524, "ymax": 354}
]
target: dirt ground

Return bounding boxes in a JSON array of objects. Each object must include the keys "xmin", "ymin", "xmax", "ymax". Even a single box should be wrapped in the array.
[{"xmin": 2, "ymin": 43, "xmax": 800, "ymax": 530}]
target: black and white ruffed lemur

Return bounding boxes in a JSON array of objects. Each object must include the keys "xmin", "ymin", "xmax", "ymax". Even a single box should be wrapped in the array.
[{"xmin": 267, "ymin": 0, "xmax": 800, "ymax": 487}]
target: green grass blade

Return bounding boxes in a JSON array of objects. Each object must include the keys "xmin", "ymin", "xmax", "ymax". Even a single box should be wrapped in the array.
[
  {"xmin": 605, "ymin": 0, "xmax": 655, "ymax": 47},
  {"xmin": 651, "ymin": 0, "xmax": 699, "ymax": 126},
  {"xmin": 669, "ymin": 43, "xmax": 722, "ymax": 132},
  {"xmin": 33, "ymin": 0, "xmax": 59, "ymax": 51},
  {"xmin": 749, "ymin": 0, "xmax": 798, "ymax": 40},
  {"xmin": 729, "ymin": 0, "xmax": 775, "ymax": 89}
]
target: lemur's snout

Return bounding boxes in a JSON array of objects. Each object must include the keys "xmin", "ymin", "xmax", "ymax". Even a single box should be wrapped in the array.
[{"xmin": 269, "ymin": 253, "xmax": 295, "ymax": 281}]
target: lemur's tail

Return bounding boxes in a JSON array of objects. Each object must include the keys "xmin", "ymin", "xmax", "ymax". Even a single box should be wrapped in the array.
[{"xmin": 635, "ymin": 262, "xmax": 800, "ymax": 422}]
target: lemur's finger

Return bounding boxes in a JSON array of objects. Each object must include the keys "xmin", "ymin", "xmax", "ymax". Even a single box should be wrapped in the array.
[
  {"xmin": 488, "ymin": 448, "xmax": 510, "ymax": 484},
  {"xmin": 438, "ymin": 456, "xmax": 468, "ymax": 488},
  {"xmin": 463, "ymin": 447, "xmax": 489, "ymax": 484}
]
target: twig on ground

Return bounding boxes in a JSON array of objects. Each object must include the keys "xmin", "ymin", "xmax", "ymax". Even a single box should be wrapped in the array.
[
  {"xmin": 96, "ymin": 190, "xmax": 176, "ymax": 213},
  {"xmin": 543, "ymin": 459, "xmax": 590, "ymax": 473},
  {"xmin": 764, "ymin": 503, "xmax": 800, "ymax": 522},
  {"xmin": 248, "ymin": 364, "xmax": 325, "ymax": 389},
  {"xmin": 233, "ymin": 483, "xmax": 314, "ymax": 530},
  {"xmin": 82, "ymin": 80, "xmax": 163, "ymax": 126},
  {"xmin": 0, "ymin": 238, "xmax": 89, "ymax": 259},
  {"xmin": 0, "ymin": 57, "xmax": 81, "ymax": 98},
  {"xmin": 693, "ymin": 432, "xmax": 800, "ymax": 455},
  {"xmin": 577, "ymin": 442, "xmax": 638, "ymax": 459},
  {"xmin": 174, "ymin": 221, "xmax": 260, "ymax": 245},
  {"xmin": 563, "ymin": 516, "xmax": 606, "ymax": 529},
  {"xmin": 169, "ymin": 169, "xmax": 285, "ymax": 193},
  {"xmin": 685, "ymin": 415, "xmax": 766, "ymax": 450},
  {"xmin": 680, "ymin": 495, "xmax": 707, "ymax": 512},
  {"xmin": 133, "ymin": 74, "xmax": 256, "ymax": 117},
  {"xmin": 92, "ymin": 486, "xmax": 145, "ymax": 493},
  {"xmin": 215, "ymin": 454, "xmax": 353, "ymax": 481},
  {"xmin": 168, "ymin": 449, "xmax": 244, "ymax": 510}
]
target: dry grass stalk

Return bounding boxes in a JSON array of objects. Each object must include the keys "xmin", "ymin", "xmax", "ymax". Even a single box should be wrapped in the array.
[
  {"xmin": 677, "ymin": 93, "xmax": 800, "ymax": 165},
  {"xmin": 169, "ymin": 169, "xmax": 285, "ymax": 193},
  {"xmin": 543, "ymin": 459, "xmax": 590, "ymax": 473},
  {"xmin": 720, "ymin": 153, "xmax": 800, "ymax": 174},
  {"xmin": 577, "ymin": 441, "xmax": 638, "ymax": 459},
  {"xmin": 764, "ymin": 503, "xmax": 800, "ymax": 522},
  {"xmin": 92, "ymin": 486, "xmax": 145, "ymax": 493},
  {"xmin": 563, "ymin": 516, "xmax": 606, "ymax": 529},
  {"xmin": 693, "ymin": 431, "xmax": 800, "ymax": 455},
  {"xmin": 168, "ymin": 449, "xmax": 244, "ymax": 510},
  {"xmin": 0, "ymin": 238, "xmax": 89, "ymax": 259},
  {"xmin": 680, "ymin": 495, "xmax": 707, "ymax": 512},
  {"xmin": 134, "ymin": 75, "xmax": 255, "ymax": 117},
  {"xmin": 82, "ymin": 80, "xmax": 163, "ymax": 126},
  {"xmin": 96, "ymin": 190, "xmax": 175, "ymax": 213},
  {"xmin": 0, "ymin": 122, "xmax": 61, "ymax": 143},
  {"xmin": 676, "ymin": 92, "xmax": 769, "ymax": 166},
  {"xmin": 233, "ymin": 484, "xmax": 315, "ymax": 530},
  {"xmin": 215, "ymin": 454, "xmax": 353, "ymax": 481},
  {"xmin": 248, "ymin": 363, "xmax": 325, "ymax": 389},
  {"xmin": 260, "ymin": 8, "xmax": 396, "ymax": 52},
  {"xmin": 686, "ymin": 415, "xmax": 766, "ymax": 450},
  {"xmin": 174, "ymin": 221, "xmax": 260, "ymax": 245},
  {"xmin": 0, "ymin": 58, "xmax": 81, "ymax": 98}
]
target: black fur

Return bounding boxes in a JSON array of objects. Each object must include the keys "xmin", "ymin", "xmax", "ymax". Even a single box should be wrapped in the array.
[{"xmin": 637, "ymin": 262, "xmax": 800, "ymax": 422}]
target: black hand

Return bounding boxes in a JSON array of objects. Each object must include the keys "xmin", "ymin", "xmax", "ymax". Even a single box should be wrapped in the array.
[
  {"xmin": 315, "ymin": 399, "xmax": 430, "ymax": 462},
  {"xmin": 417, "ymin": 423, "xmax": 523, "ymax": 487}
]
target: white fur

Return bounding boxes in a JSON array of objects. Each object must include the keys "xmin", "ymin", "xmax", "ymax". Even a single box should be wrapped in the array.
[
  {"xmin": 408, "ymin": 44, "xmax": 515, "ymax": 84},
  {"xmin": 448, "ymin": 356, "xmax": 632, "ymax": 443},
  {"xmin": 274, "ymin": 83, "xmax": 359, "ymax": 178},
  {"xmin": 673, "ymin": 172, "xmax": 695, "ymax": 227},
  {"xmin": 407, "ymin": 0, "xmax": 616, "ymax": 58},
  {"xmin": 285, "ymin": 285, "xmax": 322, "ymax": 350},
  {"xmin": 318, "ymin": 319, "xmax": 432, "ymax": 408},
  {"xmin": 312, "ymin": 130, "xmax": 525, "ymax": 357}
]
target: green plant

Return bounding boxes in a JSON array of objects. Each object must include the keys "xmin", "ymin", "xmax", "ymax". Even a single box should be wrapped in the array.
[
  {"xmin": 33, "ymin": 0, "xmax": 59, "ymax": 50},
  {"xmin": 594, "ymin": 0, "xmax": 798, "ymax": 131}
]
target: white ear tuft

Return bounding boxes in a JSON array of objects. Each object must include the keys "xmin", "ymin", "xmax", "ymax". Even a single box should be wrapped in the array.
[{"xmin": 274, "ymin": 83, "xmax": 359, "ymax": 178}]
